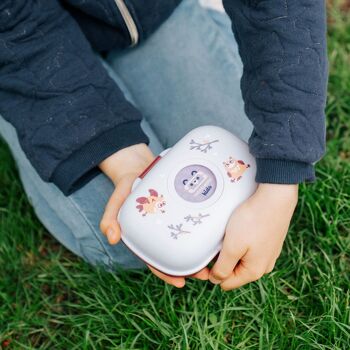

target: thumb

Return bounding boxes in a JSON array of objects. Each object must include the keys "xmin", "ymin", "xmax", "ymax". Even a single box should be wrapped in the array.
[
  {"xmin": 100, "ymin": 174, "xmax": 136, "ymax": 245},
  {"xmin": 209, "ymin": 234, "xmax": 247, "ymax": 284}
]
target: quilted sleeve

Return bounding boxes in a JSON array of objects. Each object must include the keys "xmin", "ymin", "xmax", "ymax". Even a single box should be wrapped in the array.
[
  {"xmin": 222, "ymin": 0, "xmax": 328, "ymax": 184},
  {"xmin": 0, "ymin": 0, "xmax": 148, "ymax": 195},
  {"xmin": 62, "ymin": 0, "xmax": 182, "ymax": 51}
]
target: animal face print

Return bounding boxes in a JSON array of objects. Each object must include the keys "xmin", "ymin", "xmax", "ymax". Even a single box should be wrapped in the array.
[
  {"xmin": 136, "ymin": 189, "xmax": 166, "ymax": 216},
  {"xmin": 223, "ymin": 156, "xmax": 250, "ymax": 182},
  {"xmin": 183, "ymin": 170, "xmax": 208, "ymax": 194},
  {"xmin": 174, "ymin": 165, "xmax": 217, "ymax": 202}
]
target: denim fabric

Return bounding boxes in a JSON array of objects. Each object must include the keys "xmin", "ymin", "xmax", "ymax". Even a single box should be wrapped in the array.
[
  {"xmin": 0, "ymin": 0, "xmax": 252, "ymax": 269},
  {"xmin": 107, "ymin": 0, "xmax": 252, "ymax": 146}
]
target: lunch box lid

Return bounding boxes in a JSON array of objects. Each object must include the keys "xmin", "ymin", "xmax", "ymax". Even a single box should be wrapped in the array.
[{"xmin": 119, "ymin": 126, "xmax": 257, "ymax": 276}]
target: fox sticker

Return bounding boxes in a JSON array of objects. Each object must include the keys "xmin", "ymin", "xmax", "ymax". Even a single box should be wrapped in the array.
[
  {"xmin": 136, "ymin": 189, "xmax": 166, "ymax": 216},
  {"xmin": 223, "ymin": 156, "xmax": 250, "ymax": 182}
]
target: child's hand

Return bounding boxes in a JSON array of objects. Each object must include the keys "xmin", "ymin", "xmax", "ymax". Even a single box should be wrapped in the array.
[
  {"xmin": 99, "ymin": 144, "xmax": 209, "ymax": 287},
  {"xmin": 209, "ymin": 183, "xmax": 298, "ymax": 290},
  {"xmin": 99, "ymin": 143, "xmax": 155, "ymax": 244}
]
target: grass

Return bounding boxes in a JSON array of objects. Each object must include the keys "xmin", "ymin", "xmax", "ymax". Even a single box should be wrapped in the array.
[{"xmin": 1, "ymin": 3, "xmax": 350, "ymax": 350}]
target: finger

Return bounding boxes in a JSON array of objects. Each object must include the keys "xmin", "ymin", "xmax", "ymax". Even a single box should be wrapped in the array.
[
  {"xmin": 103, "ymin": 175, "xmax": 135, "ymax": 221},
  {"xmin": 220, "ymin": 262, "xmax": 265, "ymax": 291},
  {"xmin": 209, "ymin": 240, "xmax": 247, "ymax": 284},
  {"xmin": 266, "ymin": 260, "xmax": 276, "ymax": 274},
  {"xmin": 100, "ymin": 186, "xmax": 125, "ymax": 244},
  {"xmin": 148, "ymin": 265, "xmax": 185, "ymax": 288},
  {"xmin": 190, "ymin": 267, "xmax": 210, "ymax": 280},
  {"xmin": 100, "ymin": 175, "xmax": 136, "ymax": 245}
]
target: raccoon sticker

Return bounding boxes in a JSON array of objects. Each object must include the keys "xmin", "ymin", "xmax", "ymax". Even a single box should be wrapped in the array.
[{"xmin": 174, "ymin": 165, "xmax": 217, "ymax": 202}]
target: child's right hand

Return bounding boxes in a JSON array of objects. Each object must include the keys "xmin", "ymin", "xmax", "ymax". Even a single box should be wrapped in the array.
[
  {"xmin": 99, "ymin": 143, "xmax": 209, "ymax": 287},
  {"xmin": 209, "ymin": 183, "xmax": 298, "ymax": 290}
]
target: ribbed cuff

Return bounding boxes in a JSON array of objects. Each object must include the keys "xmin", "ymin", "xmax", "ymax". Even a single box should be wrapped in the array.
[
  {"xmin": 255, "ymin": 159, "xmax": 316, "ymax": 184},
  {"xmin": 51, "ymin": 121, "xmax": 149, "ymax": 195}
]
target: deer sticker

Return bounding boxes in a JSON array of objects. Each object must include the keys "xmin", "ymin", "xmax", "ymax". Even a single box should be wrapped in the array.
[
  {"xmin": 136, "ymin": 189, "xmax": 166, "ymax": 216},
  {"xmin": 223, "ymin": 156, "xmax": 250, "ymax": 182}
]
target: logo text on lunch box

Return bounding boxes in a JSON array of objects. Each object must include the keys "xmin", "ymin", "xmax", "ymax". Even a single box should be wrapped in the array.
[{"xmin": 174, "ymin": 165, "xmax": 217, "ymax": 202}]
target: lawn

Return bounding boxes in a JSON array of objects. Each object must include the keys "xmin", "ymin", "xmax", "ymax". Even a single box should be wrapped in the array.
[{"xmin": 1, "ymin": 3, "xmax": 350, "ymax": 350}]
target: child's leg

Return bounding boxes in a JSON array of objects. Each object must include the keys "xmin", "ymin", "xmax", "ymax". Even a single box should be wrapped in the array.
[
  {"xmin": 107, "ymin": 0, "xmax": 253, "ymax": 148},
  {"xmin": 0, "ymin": 0, "xmax": 252, "ymax": 271},
  {"xmin": 0, "ymin": 102, "xmax": 162, "ymax": 270}
]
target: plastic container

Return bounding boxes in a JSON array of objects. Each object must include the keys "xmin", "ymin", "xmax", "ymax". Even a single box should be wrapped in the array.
[{"xmin": 119, "ymin": 126, "xmax": 257, "ymax": 276}]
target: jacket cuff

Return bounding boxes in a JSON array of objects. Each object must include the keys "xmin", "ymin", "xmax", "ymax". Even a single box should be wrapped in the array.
[
  {"xmin": 51, "ymin": 121, "xmax": 149, "ymax": 195},
  {"xmin": 255, "ymin": 159, "xmax": 316, "ymax": 184}
]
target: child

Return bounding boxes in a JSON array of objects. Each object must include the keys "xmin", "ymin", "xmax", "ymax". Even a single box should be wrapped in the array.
[{"xmin": 0, "ymin": 0, "xmax": 327, "ymax": 289}]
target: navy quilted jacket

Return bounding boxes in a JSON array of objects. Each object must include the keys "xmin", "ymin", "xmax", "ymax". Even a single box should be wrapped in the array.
[{"xmin": 0, "ymin": 0, "xmax": 328, "ymax": 195}]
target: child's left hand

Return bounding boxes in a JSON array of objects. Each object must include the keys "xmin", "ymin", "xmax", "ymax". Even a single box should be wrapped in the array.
[
  {"xmin": 99, "ymin": 144, "xmax": 209, "ymax": 288},
  {"xmin": 209, "ymin": 183, "xmax": 298, "ymax": 290}
]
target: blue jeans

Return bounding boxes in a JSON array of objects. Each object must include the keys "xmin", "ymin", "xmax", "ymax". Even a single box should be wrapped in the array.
[{"xmin": 0, "ymin": 0, "xmax": 252, "ymax": 270}]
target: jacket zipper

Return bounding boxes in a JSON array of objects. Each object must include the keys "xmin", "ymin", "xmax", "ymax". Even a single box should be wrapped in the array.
[{"xmin": 114, "ymin": 0, "xmax": 139, "ymax": 47}]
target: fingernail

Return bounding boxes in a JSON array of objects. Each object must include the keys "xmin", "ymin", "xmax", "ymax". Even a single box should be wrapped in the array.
[
  {"xmin": 209, "ymin": 276, "xmax": 222, "ymax": 285},
  {"xmin": 107, "ymin": 227, "xmax": 117, "ymax": 242},
  {"xmin": 175, "ymin": 280, "xmax": 185, "ymax": 288}
]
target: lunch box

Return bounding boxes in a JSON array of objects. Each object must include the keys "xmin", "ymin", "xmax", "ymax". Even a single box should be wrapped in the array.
[{"xmin": 119, "ymin": 126, "xmax": 257, "ymax": 276}]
